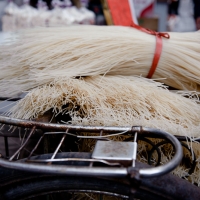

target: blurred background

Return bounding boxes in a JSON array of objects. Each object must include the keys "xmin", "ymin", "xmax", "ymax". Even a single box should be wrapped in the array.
[{"xmin": 0, "ymin": 0, "xmax": 199, "ymax": 33}]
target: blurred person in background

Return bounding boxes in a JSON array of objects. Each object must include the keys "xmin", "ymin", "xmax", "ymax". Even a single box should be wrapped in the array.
[{"xmin": 168, "ymin": 0, "xmax": 200, "ymax": 31}]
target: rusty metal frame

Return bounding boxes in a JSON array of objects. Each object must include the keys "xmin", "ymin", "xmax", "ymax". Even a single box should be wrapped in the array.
[{"xmin": 0, "ymin": 115, "xmax": 183, "ymax": 179}]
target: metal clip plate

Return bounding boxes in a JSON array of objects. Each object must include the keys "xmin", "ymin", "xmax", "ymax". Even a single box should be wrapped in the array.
[{"xmin": 92, "ymin": 140, "xmax": 137, "ymax": 166}]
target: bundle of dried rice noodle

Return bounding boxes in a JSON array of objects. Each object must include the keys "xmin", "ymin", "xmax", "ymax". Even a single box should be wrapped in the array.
[
  {"xmin": 0, "ymin": 26, "xmax": 200, "ymax": 97},
  {"xmin": 10, "ymin": 75, "xmax": 200, "ymax": 137}
]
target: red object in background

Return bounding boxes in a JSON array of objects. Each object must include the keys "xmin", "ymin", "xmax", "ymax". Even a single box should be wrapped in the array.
[
  {"xmin": 140, "ymin": 2, "xmax": 154, "ymax": 17},
  {"xmin": 107, "ymin": 0, "xmax": 133, "ymax": 26},
  {"xmin": 133, "ymin": 0, "xmax": 155, "ymax": 18},
  {"xmin": 107, "ymin": 0, "xmax": 165, "ymax": 79}
]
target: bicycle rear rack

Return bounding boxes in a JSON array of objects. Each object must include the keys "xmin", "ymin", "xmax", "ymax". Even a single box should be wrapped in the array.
[{"xmin": 0, "ymin": 115, "xmax": 183, "ymax": 179}]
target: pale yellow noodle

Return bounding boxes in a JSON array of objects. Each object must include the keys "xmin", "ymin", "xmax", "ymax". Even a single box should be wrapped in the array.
[{"xmin": 0, "ymin": 26, "xmax": 200, "ymax": 96}]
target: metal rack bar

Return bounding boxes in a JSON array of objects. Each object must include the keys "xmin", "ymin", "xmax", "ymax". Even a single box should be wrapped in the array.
[
  {"xmin": 4, "ymin": 136, "xmax": 9, "ymax": 158},
  {"xmin": 50, "ymin": 129, "xmax": 68, "ymax": 160},
  {"xmin": 9, "ymin": 126, "xmax": 36, "ymax": 161}
]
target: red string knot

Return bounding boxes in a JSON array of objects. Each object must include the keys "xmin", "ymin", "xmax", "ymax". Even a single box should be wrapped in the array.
[{"xmin": 130, "ymin": 22, "xmax": 170, "ymax": 78}]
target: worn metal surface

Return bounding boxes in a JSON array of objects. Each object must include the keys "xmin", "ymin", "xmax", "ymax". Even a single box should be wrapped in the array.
[
  {"xmin": 50, "ymin": 130, "xmax": 68, "ymax": 161},
  {"xmin": 0, "ymin": 115, "xmax": 183, "ymax": 178},
  {"xmin": 92, "ymin": 140, "xmax": 135, "ymax": 161},
  {"xmin": 0, "ymin": 115, "xmax": 133, "ymax": 133},
  {"xmin": 27, "ymin": 158, "xmax": 121, "ymax": 166},
  {"xmin": 0, "ymin": 151, "xmax": 199, "ymax": 200},
  {"xmin": 0, "ymin": 158, "xmax": 128, "ymax": 177}
]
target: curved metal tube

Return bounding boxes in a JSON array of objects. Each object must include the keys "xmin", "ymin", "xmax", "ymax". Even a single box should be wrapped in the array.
[
  {"xmin": 0, "ymin": 115, "xmax": 183, "ymax": 178},
  {"xmin": 138, "ymin": 127, "xmax": 183, "ymax": 178},
  {"xmin": 0, "ymin": 158, "xmax": 128, "ymax": 177}
]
